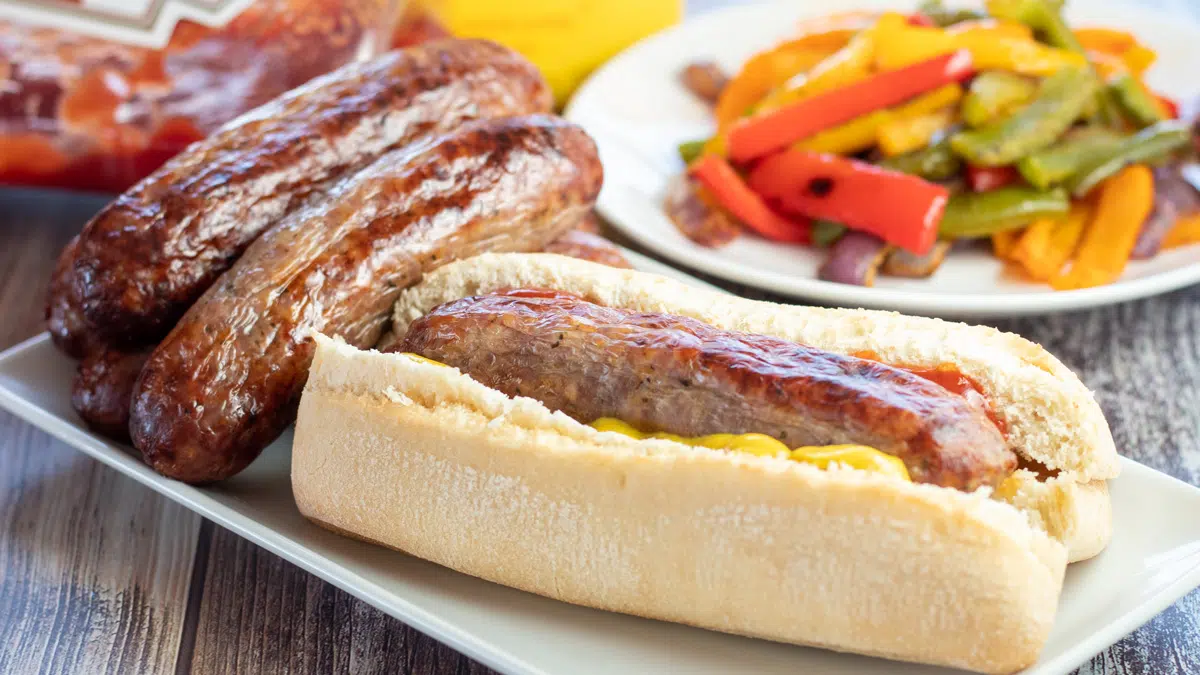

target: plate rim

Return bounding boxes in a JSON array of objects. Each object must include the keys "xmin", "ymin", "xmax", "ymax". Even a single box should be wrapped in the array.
[{"xmin": 566, "ymin": 0, "xmax": 1200, "ymax": 317}]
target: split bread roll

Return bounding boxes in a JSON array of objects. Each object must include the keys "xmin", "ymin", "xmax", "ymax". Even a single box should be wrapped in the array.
[{"xmin": 292, "ymin": 253, "xmax": 1120, "ymax": 674}]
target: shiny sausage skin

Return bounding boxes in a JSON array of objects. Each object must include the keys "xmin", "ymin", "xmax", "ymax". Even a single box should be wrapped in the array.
[
  {"xmin": 46, "ymin": 236, "xmax": 97, "ymax": 358},
  {"xmin": 543, "ymin": 230, "xmax": 632, "ymax": 269},
  {"xmin": 131, "ymin": 116, "xmax": 602, "ymax": 483},
  {"xmin": 71, "ymin": 348, "xmax": 150, "ymax": 440},
  {"xmin": 50, "ymin": 38, "xmax": 552, "ymax": 353},
  {"xmin": 397, "ymin": 289, "xmax": 1016, "ymax": 490}
]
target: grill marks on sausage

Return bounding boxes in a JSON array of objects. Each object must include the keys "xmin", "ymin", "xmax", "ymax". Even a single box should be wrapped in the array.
[
  {"xmin": 130, "ymin": 116, "xmax": 602, "ymax": 484},
  {"xmin": 398, "ymin": 289, "xmax": 1016, "ymax": 491},
  {"xmin": 50, "ymin": 39, "xmax": 553, "ymax": 352}
]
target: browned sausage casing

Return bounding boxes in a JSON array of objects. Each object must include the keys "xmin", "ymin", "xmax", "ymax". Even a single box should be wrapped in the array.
[
  {"xmin": 397, "ymin": 289, "xmax": 1016, "ymax": 490},
  {"xmin": 71, "ymin": 348, "xmax": 151, "ymax": 440},
  {"xmin": 543, "ymin": 230, "xmax": 632, "ymax": 269},
  {"xmin": 48, "ymin": 38, "xmax": 552, "ymax": 356},
  {"xmin": 131, "ymin": 116, "xmax": 602, "ymax": 483}
]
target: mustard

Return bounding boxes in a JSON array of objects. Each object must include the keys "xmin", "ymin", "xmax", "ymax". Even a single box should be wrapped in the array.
[
  {"xmin": 589, "ymin": 418, "xmax": 911, "ymax": 482},
  {"xmin": 401, "ymin": 352, "xmax": 449, "ymax": 368}
]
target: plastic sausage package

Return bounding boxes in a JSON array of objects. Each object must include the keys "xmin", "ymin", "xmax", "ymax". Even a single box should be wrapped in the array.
[{"xmin": 0, "ymin": 0, "xmax": 399, "ymax": 192}]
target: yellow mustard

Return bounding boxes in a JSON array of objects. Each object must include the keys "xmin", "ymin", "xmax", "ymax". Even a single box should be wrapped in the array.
[
  {"xmin": 589, "ymin": 418, "xmax": 911, "ymax": 482},
  {"xmin": 401, "ymin": 352, "xmax": 449, "ymax": 367}
]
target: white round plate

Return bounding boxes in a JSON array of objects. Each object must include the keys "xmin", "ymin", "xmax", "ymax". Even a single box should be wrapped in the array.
[{"xmin": 565, "ymin": 0, "xmax": 1200, "ymax": 317}]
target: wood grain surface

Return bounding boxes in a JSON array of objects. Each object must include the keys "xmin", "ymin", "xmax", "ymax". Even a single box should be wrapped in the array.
[{"xmin": 3, "ymin": 1, "xmax": 1200, "ymax": 672}]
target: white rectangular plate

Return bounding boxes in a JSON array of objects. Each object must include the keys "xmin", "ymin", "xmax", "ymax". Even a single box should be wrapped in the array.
[{"xmin": 3, "ymin": 251, "xmax": 1200, "ymax": 675}]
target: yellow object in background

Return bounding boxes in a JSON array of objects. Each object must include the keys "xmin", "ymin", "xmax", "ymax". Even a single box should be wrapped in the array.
[{"xmin": 421, "ymin": 0, "xmax": 683, "ymax": 106}]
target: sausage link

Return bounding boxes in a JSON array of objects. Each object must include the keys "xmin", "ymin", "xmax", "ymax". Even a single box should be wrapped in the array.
[
  {"xmin": 131, "ymin": 116, "xmax": 602, "ymax": 483},
  {"xmin": 397, "ymin": 289, "xmax": 1016, "ymax": 490},
  {"xmin": 52, "ymin": 38, "xmax": 552, "ymax": 352},
  {"xmin": 46, "ymin": 236, "xmax": 97, "ymax": 357},
  {"xmin": 543, "ymin": 230, "xmax": 632, "ymax": 269},
  {"xmin": 71, "ymin": 348, "xmax": 151, "ymax": 440},
  {"xmin": 663, "ymin": 174, "xmax": 742, "ymax": 248}
]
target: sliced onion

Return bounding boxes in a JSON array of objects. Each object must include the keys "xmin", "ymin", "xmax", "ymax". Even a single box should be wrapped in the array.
[
  {"xmin": 1133, "ymin": 163, "xmax": 1200, "ymax": 259},
  {"xmin": 818, "ymin": 231, "xmax": 890, "ymax": 286}
]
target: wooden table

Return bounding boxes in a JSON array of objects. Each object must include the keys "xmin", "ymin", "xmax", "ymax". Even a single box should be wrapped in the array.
[{"xmin": 4, "ymin": 4, "xmax": 1200, "ymax": 673}]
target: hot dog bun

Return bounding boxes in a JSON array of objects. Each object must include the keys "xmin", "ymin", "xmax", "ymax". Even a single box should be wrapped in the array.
[{"xmin": 292, "ymin": 253, "xmax": 1118, "ymax": 673}]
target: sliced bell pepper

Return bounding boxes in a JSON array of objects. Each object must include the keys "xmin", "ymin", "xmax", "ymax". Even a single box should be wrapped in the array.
[
  {"xmin": 1053, "ymin": 165, "xmax": 1155, "ymax": 289},
  {"xmin": 746, "ymin": 150, "xmax": 949, "ymax": 254},
  {"xmin": 714, "ymin": 41, "xmax": 842, "ymax": 130},
  {"xmin": 797, "ymin": 83, "xmax": 963, "ymax": 156},
  {"xmin": 992, "ymin": 229, "xmax": 1022, "ymax": 258},
  {"xmin": 1012, "ymin": 200, "xmax": 1092, "ymax": 281},
  {"xmin": 1157, "ymin": 95, "xmax": 1180, "ymax": 120},
  {"xmin": 961, "ymin": 71, "xmax": 1037, "ymax": 128},
  {"xmin": 877, "ymin": 108, "xmax": 957, "ymax": 157},
  {"xmin": 727, "ymin": 50, "xmax": 974, "ymax": 162},
  {"xmin": 966, "ymin": 165, "xmax": 1021, "ymax": 192},
  {"xmin": 945, "ymin": 18, "xmax": 1034, "ymax": 40},
  {"xmin": 1163, "ymin": 212, "xmax": 1200, "ymax": 250},
  {"xmin": 1074, "ymin": 28, "xmax": 1136, "ymax": 55},
  {"xmin": 689, "ymin": 155, "xmax": 811, "ymax": 244},
  {"xmin": 753, "ymin": 19, "xmax": 883, "ymax": 114},
  {"xmin": 873, "ymin": 18, "xmax": 1085, "ymax": 76}
]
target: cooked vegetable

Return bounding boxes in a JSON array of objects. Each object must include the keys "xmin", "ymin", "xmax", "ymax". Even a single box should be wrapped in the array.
[
  {"xmin": 874, "ymin": 15, "xmax": 1086, "ymax": 76},
  {"xmin": 1011, "ymin": 200, "xmax": 1092, "ymax": 280},
  {"xmin": 713, "ymin": 37, "xmax": 848, "ymax": 129},
  {"xmin": 966, "ymin": 164, "xmax": 1021, "ymax": 191},
  {"xmin": 1016, "ymin": 127, "xmax": 1125, "ymax": 190},
  {"xmin": 677, "ymin": 139, "xmax": 707, "ymax": 164},
  {"xmin": 680, "ymin": 61, "xmax": 730, "ymax": 104},
  {"xmin": 1109, "ymin": 73, "xmax": 1166, "ymax": 128},
  {"xmin": 939, "ymin": 186, "xmax": 1070, "ymax": 238},
  {"xmin": 1074, "ymin": 28, "xmax": 1136, "ymax": 55},
  {"xmin": 1064, "ymin": 121, "xmax": 1191, "ymax": 196},
  {"xmin": 800, "ymin": 82, "xmax": 964, "ymax": 156},
  {"xmin": 727, "ymin": 50, "xmax": 975, "ymax": 162},
  {"xmin": 1163, "ymin": 212, "xmax": 1200, "ymax": 249},
  {"xmin": 818, "ymin": 231, "xmax": 891, "ymax": 285},
  {"xmin": 878, "ymin": 108, "xmax": 957, "ymax": 156},
  {"xmin": 1133, "ymin": 164, "xmax": 1200, "ymax": 258},
  {"xmin": 961, "ymin": 71, "xmax": 1037, "ymax": 128},
  {"xmin": 950, "ymin": 66, "xmax": 1098, "ymax": 167},
  {"xmin": 689, "ymin": 155, "xmax": 811, "ymax": 243},
  {"xmin": 879, "ymin": 141, "xmax": 964, "ymax": 180},
  {"xmin": 1053, "ymin": 164, "xmax": 1155, "ymax": 289},
  {"xmin": 812, "ymin": 219, "xmax": 848, "ymax": 247},
  {"xmin": 748, "ymin": 150, "xmax": 950, "ymax": 254},
  {"xmin": 986, "ymin": 0, "xmax": 1077, "ymax": 51},
  {"xmin": 917, "ymin": 0, "xmax": 984, "ymax": 27},
  {"xmin": 882, "ymin": 240, "xmax": 953, "ymax": 277},
  {"xmin": 991, "ymin": 229, "xmax": 1021, "ymax": 258},
  {"xmin": 751, "ymin": 23, "xmax": 877, "ymax": 114}
]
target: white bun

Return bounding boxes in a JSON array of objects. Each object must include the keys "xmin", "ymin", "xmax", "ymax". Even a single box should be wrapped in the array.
[{"xmin": 292, "ymin": 253, "xmax": 1118, "ymax": 672}]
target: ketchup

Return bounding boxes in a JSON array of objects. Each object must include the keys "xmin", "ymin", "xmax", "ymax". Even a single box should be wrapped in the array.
[{"xmin": 852, "ymin": 350, "xmax": 1007, "ymax": 434}]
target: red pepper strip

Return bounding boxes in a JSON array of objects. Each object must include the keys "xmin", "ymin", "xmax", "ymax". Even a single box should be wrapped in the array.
[
  {"xmin": 689, "ymin": 155, "xmax": 812, "ymax": 244},
  {"xmin": 1156, "ymin": 94, "xmax": 1180, "ymax": 120},
  {"xmin": 908, "ymin": 13, "xmax": 937, "ymax": 27},
  {"xmin": 966, "ymin": 165, "xmax": 1021, "ymax": 192},
  {"xmin": 726, "ymin": 50, "xmax": 975, "ymax": 162},
  {"xmin": 747, "ymin": 150, "xmax": 948, "ymax": 254}
]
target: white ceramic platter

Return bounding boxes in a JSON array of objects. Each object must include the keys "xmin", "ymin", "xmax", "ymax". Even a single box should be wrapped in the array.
[
  {"xmin": 566, "ymin": 0, "xmax": 1200, "ymax": 317},
  {"xmin": 2, "ymin": 251, "xmax": 1200, "ymax": 674}
]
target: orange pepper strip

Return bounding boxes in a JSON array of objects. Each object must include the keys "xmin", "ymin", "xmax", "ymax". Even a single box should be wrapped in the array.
[
  {"xmin": 714, "ymin": 41, "xmax": 844, "ymax": 129},
  {"xmin": 1016, "ymin": 201, "xmax": 1093, "ymax": 282},
  {"xmin": 1074, "ymin": 28, "xmax": 1137, "ymax": 54},
  {"xmin": 1052, "ymin": 166, "xmax": 1154, "ymax": 289},
  {"xmin": 1163, "ymin": 212, "xmax": 1200, "ymax": 250},
  {"xmin": 689, "ymin": 155, "xmax": 811, "ymax": 244},
  {"xmin": 992, "ymin": 230, "xmax": 1021, "ymax": 259}
]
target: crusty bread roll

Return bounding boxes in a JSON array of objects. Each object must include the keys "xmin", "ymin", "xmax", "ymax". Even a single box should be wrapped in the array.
[{"xmin": 292, "ymin": 253, "xmax": 1119, "ymax": 673}]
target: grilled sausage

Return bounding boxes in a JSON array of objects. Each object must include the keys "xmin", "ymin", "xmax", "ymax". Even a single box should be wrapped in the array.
[
  {"xmin": 680, "ymin": 61, "xmax": 729, "ymax": 105},
  {"xmin": 663, "ymin": 174, "xmax": 742, "ymax": 247},
  {"xmin": 71, "ymin": 348, "xmax": 151, "ymax": 440},
  {"xmin": 397, "ymin": 289, "xmax": 1016, "ymax": 490},
  {"xmin": 46, "ymin": 236, "xmax": 97, "ymax": 358},
  {"xmin": 130, "ymin": 116, "xmax": 602, "ymax": 483},
  {"xmin": 49, "ymin": 38, "xmax": 552, "ymax": 354},
  {"xmin": 543, "ymin": 230, "xmax": 632, "ymax": 268}
]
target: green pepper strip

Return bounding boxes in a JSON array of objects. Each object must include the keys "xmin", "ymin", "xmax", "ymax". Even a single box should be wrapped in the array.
[
  {"xmin": 879, "ymin": 141, "xmax": 964, "ymax": 182},
  {"xmin": 811, "ymin": 220, "xmax": 847, "ymax": 247},
  {"xmin": 951, "ymin": 66, "xmax": 1097, "ymax": 167},
  {"xmin": 938, "ymin": 186, "xmax": 1070, "ymax": 238},
  {"xmin": 1108, "ymin": 74, "xmax": 1166, "ymax": 129},
  {"xmin": 961, "ymin": 71, "xmax": 1038, "ymax": 129},
  {"xmin": 916, "ymin": 0, "xmax": 985, "ymax": 27},
  {"xmin": 1016, "ymin": 127, "xmax": 1125, "ymax": 190},
  {"xmin": 1065, "ymin": 121, "xmax": 1191, "ymax": 196},
  {"xmin": 678, "ymin": 139, "xmax": 707, "ymax": 165}
]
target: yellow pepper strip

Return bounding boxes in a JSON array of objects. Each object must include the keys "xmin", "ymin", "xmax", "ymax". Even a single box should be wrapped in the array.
[
  {"xmin": 1087, "ymin": 50, "xmax": 1128, "ymax": 79},
  {"xmin": 877, "ymin": 108, "xmax": 957, "ymax": 157},
  {"xmin": 792, "ymin": 445, "xmax": 911, "ymax": 482},
  {"xmin": 1163, "ymin": 212, "xmax": 1200, "ymax": 250},
  {"xmin": 1122, "ymin": 44, "xmax": 1157, "ymax": 76},
  {"xmin": 874, "ymin": 18, "xmax": 1086, "ymax": 77},
  {"xmin": 992, "ymin": 229, "xmax": 1021, "ymax": 259},
  {"xmin": 796, "ymin": 83, "xmax": 962, "ymax": 156},
  {"xmin": 946, "ymin": 18, "xmax": 1034, "ymax": 41},
  {"xmin": 1052, "ymin": 165, "xmax": 1154, "ymax": 290},
  {"xmin": 1015, "ymin": 200, "xmax": 1092, "ymax": 281},
  {"xmin": 588, "ymin": 418, "xmax": 910, "ymax": 481}
]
